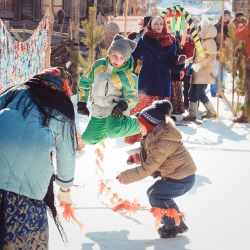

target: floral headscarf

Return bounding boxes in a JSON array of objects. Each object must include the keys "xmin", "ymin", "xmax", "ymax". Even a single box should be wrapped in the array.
[
  {"xmin": 144, "ymin": 16, "xmax": 175, "ymax": 47},
  {"xmin": 35, "ymin": 67, "xmax": 73, "ymax": 98}
]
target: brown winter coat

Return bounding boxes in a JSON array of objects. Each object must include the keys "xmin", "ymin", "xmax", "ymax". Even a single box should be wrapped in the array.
[
  {"xmin": 192, "ymin": 20, "xmax": 217, "ymax": 85},
  {"xmin": 120, "ymin": 122, "xmax": 197, "ymax": 184},
  {"xmin": 232, "ymin": 17, "xmax": 248, "ymax": 29}
]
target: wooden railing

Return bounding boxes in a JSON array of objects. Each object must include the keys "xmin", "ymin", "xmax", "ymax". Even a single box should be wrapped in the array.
[{"xmin": 3, "ymin": 20, "xmax": 85, "ymax": 43}]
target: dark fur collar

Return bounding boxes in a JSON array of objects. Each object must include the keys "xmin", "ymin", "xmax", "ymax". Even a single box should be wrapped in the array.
[{"xmin": 142, "ymin": 35, "xmax": 173, "ymax": 55}]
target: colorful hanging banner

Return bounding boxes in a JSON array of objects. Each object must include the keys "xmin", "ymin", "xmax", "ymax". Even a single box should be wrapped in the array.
[
  {"xmin": 0, "ymin": 10, "xmax": 52, "ymax": 93},
  {"xmin": 160, "ymin": 5, "xmax": 205, "ymax": 58}
]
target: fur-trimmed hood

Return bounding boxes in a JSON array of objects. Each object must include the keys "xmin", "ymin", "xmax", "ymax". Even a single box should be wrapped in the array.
[
  {"xmin": 199, "ymin": 17, "xmax": 217, "ymax": 40},
  {"xmin": 232, "ymin": 17, "xmax": 248, "ymax": 28}
]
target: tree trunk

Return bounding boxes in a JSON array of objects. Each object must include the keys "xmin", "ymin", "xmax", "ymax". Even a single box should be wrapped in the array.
[{"xmin": 70, "ymin": 0, "xmax": 80, "ymax": 44}]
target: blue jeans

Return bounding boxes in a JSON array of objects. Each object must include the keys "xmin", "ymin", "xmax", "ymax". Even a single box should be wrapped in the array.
[
  {"xmin": 147, "ymin": 174, "xmax": 195, "ymax": 230},
  {"xmin": 188, "ymin": 84, "xmax": 209, "ymax": 103},
  {"xmin": 210, "ymin": 62, "xmax": 227, "ymax": 94}
]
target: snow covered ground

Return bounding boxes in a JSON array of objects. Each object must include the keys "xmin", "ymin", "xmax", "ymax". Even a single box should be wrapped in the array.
[{"xmin": 48, "ymin": 72, "xmax": 250, "ymax": 249}]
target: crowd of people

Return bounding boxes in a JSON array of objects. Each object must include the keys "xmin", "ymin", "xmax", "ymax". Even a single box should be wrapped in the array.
[
  {"xmin": 126, "ymin": 11, "xmax": 250, "ymax": 124},
  {"xmin": 0, "ymin": 8, "xmax": 250, "ymax": 250}
]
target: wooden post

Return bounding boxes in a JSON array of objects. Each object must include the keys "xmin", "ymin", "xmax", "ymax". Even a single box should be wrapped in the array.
[
  {"xmin": 22, "ymin": 23, "xmax": 26, "ymax": 41},
  {"xmin": 69, "ymin": 19, "xmax": 73, "ymax": 41},
  {"xmin": 124, "ymin": 0, "xmax": 128, "ymax": 37},
  {"xmin": 4, "ymin": 21, "xmax": 9, "ymax": 31},
  {"xmin": 70, "ymin": 0, "xmax": 80, "ymax": 44},
  {"xmin": 45, "ymin": 1, "xmax": 53, "ymax": 69},
  {"xmin": 232, "ymin": 63, "xmax": 235, "ymax": 108},
  {"xmin": 216, "ymin": 0, "xmax": 224, "ymax": 117}
]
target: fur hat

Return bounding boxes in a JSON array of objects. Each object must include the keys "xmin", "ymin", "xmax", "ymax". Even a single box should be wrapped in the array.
[
  {"xmin": 138, "ymin": 100, "xmax": 172, "ymax": 134},
  {"xmin": 107, "ymin": 34, "xmax": 137, "ymax": 61},
  {"xmin": 224, "ymin": 10, "xmax": 231, "ymax": 17},
  {"xmin": 235, "ymin": 12, "xmax": 245, "ymax": 17}
]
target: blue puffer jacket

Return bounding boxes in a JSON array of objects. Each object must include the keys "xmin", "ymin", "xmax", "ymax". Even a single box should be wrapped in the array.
[{"xmin": 0, "ymin": 88, "xmax": 76, "ymax": 200}]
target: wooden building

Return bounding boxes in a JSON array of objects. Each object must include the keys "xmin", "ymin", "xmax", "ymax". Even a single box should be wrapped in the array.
[
  {"xmin": 232, "ymin": 0, "xmax": 250, "ymax": 19},
  {"xmin": 0, "ymin": 0, "xmax": 90, "ymax": 45},
  {"xmin": 0, "ymin": 0, "xmax": 87, "ymax": 21}
]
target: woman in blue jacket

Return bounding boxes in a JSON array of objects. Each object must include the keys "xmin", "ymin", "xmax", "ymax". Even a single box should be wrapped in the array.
[
  {"xmin": 125, "ymin": 16, "xmax": 185, "ymax": 144},
  {"xmin": 0, "ymin": 68, "xmax": 76, "ymax": 249}
]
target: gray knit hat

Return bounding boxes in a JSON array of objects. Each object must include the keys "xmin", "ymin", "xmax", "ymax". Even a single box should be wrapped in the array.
[{"xmin": 107, "ymin": 34, "xmax": 137, "ymax": 61}]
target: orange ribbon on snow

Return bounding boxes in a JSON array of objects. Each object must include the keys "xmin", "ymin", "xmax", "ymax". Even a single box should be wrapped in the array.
[
  {"xmin": 112, "ymin": 199, "xmax": 141, "ymax": 215},
  {"xmin": 95, "ymin": 147, "xmax": 142, "ymax": 215},
  {"xmin": 60, "ymin": 203, "xmax": 84, "ymax": 229},
  {"xmin": 99, "ymin": 180, "xmax": 109, "ymax": 195},
  {"xmin": 150, "ymin": 207, "xmax": 186, "ymax": 228},
  {"xmin": 94, "ymin": 146, "xmax": 187, "ymax": 227},
  {"xmin": 95, "ymin": 148, "xmax": 104, "ymax": 162},
  {"xmin": 95, "ymin": 159, "xmax": 104, "ymax": 176}
]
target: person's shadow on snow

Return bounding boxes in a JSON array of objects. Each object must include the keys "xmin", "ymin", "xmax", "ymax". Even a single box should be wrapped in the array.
[
  {"xmin": 186, "ymin": 174, "xmax": 212, "ymax": 195},
  {"xmin": 83, "ymin": 229, "xmax": 190, "ymax": 250}
]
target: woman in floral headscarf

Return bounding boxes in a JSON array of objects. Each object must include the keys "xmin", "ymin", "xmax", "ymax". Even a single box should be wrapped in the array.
[
  {"xmin": 124, "ymin": 16, "xmax": 186, "ymax": 144},
  {"xmin": 0, "ymin": 68, "xmax": 76, "ymax": 249}
]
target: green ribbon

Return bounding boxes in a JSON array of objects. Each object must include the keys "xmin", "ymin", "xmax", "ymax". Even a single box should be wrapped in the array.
[
  {"xmin": 171, "ymin": 10, "xmax": 176, "ymax": 33},
  {"xmin": 180, "ymin": 15, "xmax": 186, "ymax": 35}
]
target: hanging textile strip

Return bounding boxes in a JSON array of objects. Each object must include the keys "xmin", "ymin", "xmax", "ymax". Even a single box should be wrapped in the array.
[
  {"xmin": 181, "ymin": 20, "xmax": 188, "ymax": 46},
  {"xmin": 0, "ymin": 9, "xmax": 53, "ymax": 92},
  {"xmin": 160, "ymin": 5, "xmax": 206, "ymax": 57}
]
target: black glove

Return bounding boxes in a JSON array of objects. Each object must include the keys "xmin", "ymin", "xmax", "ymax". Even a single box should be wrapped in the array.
[
  {"xmin": 111, "ymin": 100, "xmax": 128, "ymax": 118},
  {"xmin": 77, "ymin": 102, "xmax": 90, "ymax": 116},
  {"xmin": 151, "ymin": 171, "xmax": 161, "ymax": 179}
]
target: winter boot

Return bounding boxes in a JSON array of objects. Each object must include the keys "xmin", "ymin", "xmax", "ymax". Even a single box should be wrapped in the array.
[
  {"xmin": 233, "ymin": 114, "xmax": 248, "ymax": 123},
  {"xmin": 183, "ymin": 102, "xmax": 198, "ymax": 121},
  {"xmin": 202, "ymin": 101, "xmax": 216, "ymax": 119},
  {"xmin": 157, "ymin": 220, "xmax": 189, "ymax": 238},
  {"xmin": 233, "ymin": 107, "xmax": 249, "ymax": 123}
]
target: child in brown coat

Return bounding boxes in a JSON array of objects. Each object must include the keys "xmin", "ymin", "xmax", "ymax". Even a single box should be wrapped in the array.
[{"xmin": 117, "ymin": 100, "xmax": 197, "ymax": 238}]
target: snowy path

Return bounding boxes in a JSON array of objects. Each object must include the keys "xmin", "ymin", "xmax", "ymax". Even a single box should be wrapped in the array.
[{"xmin": 48, "ymin": 87, "xmax": 250, "ymax": 250}]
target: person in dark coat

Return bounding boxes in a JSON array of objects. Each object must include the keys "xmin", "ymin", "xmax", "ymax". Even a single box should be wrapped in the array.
[
  {"xmin": 211, "ymin": 10, "xmax": 234, "ymax": 97},
  {"xmin": 124, "ymin": 16, "xmax": 185, "ymax": 144},
  {"xmin": 127, "ymin": 16, "xmax": 151, "ymax": 76},
  {"xmin": 182, "ymin": 35, "xmax": 195, "ymax": 109}
]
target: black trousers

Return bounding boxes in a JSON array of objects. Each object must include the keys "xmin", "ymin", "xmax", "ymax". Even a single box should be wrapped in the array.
[{"xmin": 183, "ymin": 75, "xmax": 191, "ymax": 106}]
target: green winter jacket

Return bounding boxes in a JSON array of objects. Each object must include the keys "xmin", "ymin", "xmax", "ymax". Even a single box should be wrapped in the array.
[{"xmin": 77, "ymin": 56, "xmax": 138, "ymax": 118}]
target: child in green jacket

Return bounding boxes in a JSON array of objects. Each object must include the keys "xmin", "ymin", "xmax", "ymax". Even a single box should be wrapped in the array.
[{"xmin": 77, "ymin": 35, "xmax": 140, "ymax": 145}]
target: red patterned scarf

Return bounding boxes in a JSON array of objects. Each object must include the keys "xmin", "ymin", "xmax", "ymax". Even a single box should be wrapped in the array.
[{"xmin": 144, "ymin": 17, "xmax": 175, "ymax": 47}]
